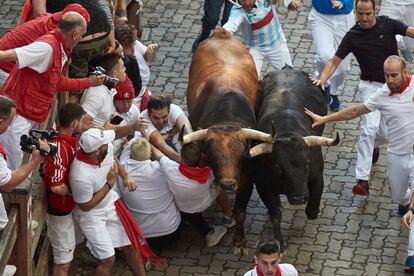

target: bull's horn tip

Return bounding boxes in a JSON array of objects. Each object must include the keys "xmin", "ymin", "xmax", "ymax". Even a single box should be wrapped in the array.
[{"xmin": 333, "ymin": 132, "xmax": 340, "ymax": 145}]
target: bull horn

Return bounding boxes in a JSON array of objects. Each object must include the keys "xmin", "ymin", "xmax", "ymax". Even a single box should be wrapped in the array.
[
  {"xmin": 242, "ymin": 128, "xmax": 272, "ymax": 142},
  {"xmin": 182, "ymin": 129, "xmax": 208, "ymax": 144},
  {"xmin": 248, "ymin": 143, "xmax": 273, "ymax": 158},
  {"xmin": 303, "ymin": 132, "xmax": 340, "ymax": 147}
]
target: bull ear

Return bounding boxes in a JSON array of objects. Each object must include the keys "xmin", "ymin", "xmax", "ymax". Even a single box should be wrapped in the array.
[{"xmin": 178, "ymin": 125, "xmax": 186, "ymax": 143}]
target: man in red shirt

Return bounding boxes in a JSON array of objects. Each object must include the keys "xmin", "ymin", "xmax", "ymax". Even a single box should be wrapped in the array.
[{"xmin": 42, "ymin": 103, "xmax": 85, "ymax": 276}]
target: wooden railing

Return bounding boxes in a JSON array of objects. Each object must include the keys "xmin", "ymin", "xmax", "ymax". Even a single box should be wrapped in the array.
[{"xmin": 0, "ymin": 95, "xmax": 63, "ymax": 275}]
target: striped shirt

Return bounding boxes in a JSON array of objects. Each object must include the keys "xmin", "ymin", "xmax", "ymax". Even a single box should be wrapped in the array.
[{"xmin": 223, "ymin": 1, "xmax": 286, "ymax": 49}]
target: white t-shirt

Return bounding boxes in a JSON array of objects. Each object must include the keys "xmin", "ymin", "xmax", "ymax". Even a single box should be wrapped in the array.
[
  {"xmin": 15, "ymin": 41, "xmax": 68, "ymax": 73},
  {"xmin": 244, "ymin": 265, "xmax": 298, "ymax": 276},
  {"xmin": 159, "ymin": 156, "xmax": 217, "ymax": 213},
  {"xmin": 134, "ymin": 40, "xmax": 150, "ymax": 92},
  {"xmin": 81, "ymin": 85, "xmax": 116, "ymax": 129},
  {"xmin": 69, "ymin": 143, "xmax": 119, "ymax": 216},
  {"xmin": 120, "ymin": 159, "xmax": 181, "ymax": 238},
  {"xmin": 141, "ymin": 104, "xmax": 184, "ymax": 139},
  {"xmin": 112, "ymin": 104, "xmax": 141, "ymax": 157},
  {"xmin": 0, "ymin": 155, "xmax": 12, "ymax": 230},
  {"xmin": 364, "ymin": 76, "xmax": 414, "ymax": 154}
]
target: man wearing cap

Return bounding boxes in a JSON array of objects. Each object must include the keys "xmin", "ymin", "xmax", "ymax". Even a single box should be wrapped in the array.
[
  {"xmin": 112, "ymin": 77, "xmax": 141, "ymax": 157},
  {"xmin": 69, "ymin": 128, "xmax": 159, "ymax": 275},
  {"xmin": 0, "ymin": 3, "xmax": 90, "ymax": 84},
  {"xmin": 41, "ymin": 103, "xmax": 85, "ymax": 276},
  {"xmin": 0, "ymin": 12, "xmax": 105, "ymax": 170}
]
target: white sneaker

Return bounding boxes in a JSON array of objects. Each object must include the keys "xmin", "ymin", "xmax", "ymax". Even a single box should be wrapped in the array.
[
  {"xmin": 4, "ymin": 265, "xmax": 17, "ymax": 276},
  {"xmin": 206, "ymin": 225, "xmax": 227, "ymax": 247}
]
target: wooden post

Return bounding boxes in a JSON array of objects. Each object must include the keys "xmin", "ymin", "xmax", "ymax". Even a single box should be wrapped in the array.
[{"xmin": 4, "ymin": 178, "xmax": 33, "ymax": 276}]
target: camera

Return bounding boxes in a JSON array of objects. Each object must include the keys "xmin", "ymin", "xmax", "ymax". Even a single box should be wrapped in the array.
[
  {"xmin": 90, "ymin": 66, "xmax": 119, "ymax": 89},
  {"xmin": 20, "ymin": 130, "xmax": 58, "ymax": 157}
]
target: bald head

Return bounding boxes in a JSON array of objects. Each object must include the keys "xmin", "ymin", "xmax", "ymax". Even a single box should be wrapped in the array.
[
  {"xmin": 384, "ymin": 55, "xmax": 406, "ymax": 70},
  {"xmin": 130, "ymin": 138, "xmax": 151, "ymax": 161},
  {"xmin": 58, "ymin": 11, "xmax": 87, "ymax": 34}
]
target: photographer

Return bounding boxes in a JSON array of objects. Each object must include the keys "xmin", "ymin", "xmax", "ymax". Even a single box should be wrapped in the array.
[
  {"xmin": 0, "ymin": 96, "xmax": 49, "ymax": 275},
  {"xmin": 81, "ymin": 53, "xmax": 149, "ymax": 138},
  {"xmin": 41, "ymin": 103, "xmax": 85, "ymax": 276}
]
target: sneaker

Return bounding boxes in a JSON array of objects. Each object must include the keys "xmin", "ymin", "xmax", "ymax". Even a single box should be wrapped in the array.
[
  {"xmin": 404, "ymin": 256, "xmax": 414, "ymax": 273},
  {"xmin": 223, "ymin": 216, "xmax": 236, "ymax": 228},
  {"xmin": 322, "ymin": 86, "xmax": 333, "ymax": 105},
  {"xmin": 352, "ymin": 180, "xmax": 369, "ymax": 196},
  {"xmin": 402, "ymin": 49, "xmax": 413, "ymax": 62},
  {"xmin": 329, "ymin": 94, "xmax": 340, "ymax": 112},
  {"xmin": 3, "ymin": 265, "xmax": 16, "ymax": 276},
  {"xmin": 206, "ymin": 225, "xmax": 227, "ymax": 247},
  {"xmin": 398, "ymin": 204, "xmax": 410, "ymax": 217},
  {"xmin": 372, "ymin": 147, "xmax": 380, "ymax": 164}
]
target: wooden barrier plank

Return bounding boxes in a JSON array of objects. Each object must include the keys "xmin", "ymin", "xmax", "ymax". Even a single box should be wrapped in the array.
[
  {"xmin": 31, "ymin": 183, "xmax": 47, "ymax": 259},
  {"xmin": 0, "ymin": 207, "xmax": 18, "ymax": 275},
  {"xmin": 34, "ymin": 234, "xmax": 50, "ymax": 276}
]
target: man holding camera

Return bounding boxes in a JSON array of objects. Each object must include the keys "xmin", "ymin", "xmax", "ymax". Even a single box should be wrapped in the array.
[
  {"xmin": 0, "ymin": 96, "xmax": 49, "ymax": 275},
  {"xmin": 0, "ymin": 12, "xmax": 105, "ymax": 170},
  {"xmin": 41, "ymin": 103, "xmax": 85, "ymax": 276}
]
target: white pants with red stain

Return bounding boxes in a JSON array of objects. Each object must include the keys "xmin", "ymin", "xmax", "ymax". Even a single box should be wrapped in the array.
[
  {"xmin": 307, "ymin": 8, "xmax": 355, "ymax": 96},
  {"xmin": 355, "ymin": 81, "xmax": 388, "ymax": 181}
]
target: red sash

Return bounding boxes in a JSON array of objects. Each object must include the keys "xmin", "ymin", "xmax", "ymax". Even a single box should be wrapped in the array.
[
  {"xmin": 251, "ymin": 9, "xmax": 274, "ymax": 31},
  {"xmin": 114, "ymin": 199, "xmax": 165, "ymax": 268}
]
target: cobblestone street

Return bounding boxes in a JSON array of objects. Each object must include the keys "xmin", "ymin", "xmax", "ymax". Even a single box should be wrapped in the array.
[{"xmin": 1, "ymin": 0, "xmax": 414, "ymax": 275}]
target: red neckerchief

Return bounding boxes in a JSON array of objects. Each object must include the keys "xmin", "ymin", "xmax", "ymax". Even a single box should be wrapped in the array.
[
  {"xmin": 256, "ymin": 266, "xmax": 282, "ymax": 276},
  {"xmin": 76, "ymin": 149, "xmax": 102, "ymax": 167},
  {"xmin": 178, "ymin": 162, "xmax": 212, "ymax": 184},
  {"xmin": 0, "ymin": 144, "xmax": 7, "ymax": 160},
  {"xmin": 50, "ymin": 29, "xmax": 72, "ymax": 56},
  {"xmin": 56, "ymin": 130, "xmax": 78, "ymax": 149},
  {"xmin": 114, "ymin": 199, "xmax": 166, "ymax": 269},
  {"xmin": 389, "ymin": 75, "xmax": 412, "ymax": 96},
  {"xmin": 139, "ymin": 89, "xmax": 150, "ymax": 112}
]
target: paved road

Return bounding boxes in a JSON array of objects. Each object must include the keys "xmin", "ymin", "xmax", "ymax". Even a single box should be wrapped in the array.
[{"xmin": 1, "ymin": 0, "xmax": 413, "ymax": 275}]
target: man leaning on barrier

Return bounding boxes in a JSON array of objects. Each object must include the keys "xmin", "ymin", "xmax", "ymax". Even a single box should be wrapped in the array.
[{"xmin": 0, "ymin": 96, "xmax": 50, "ymax": 276}]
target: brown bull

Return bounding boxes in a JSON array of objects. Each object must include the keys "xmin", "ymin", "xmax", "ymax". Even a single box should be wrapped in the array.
[{"xmin": 183, "ymin": 28, "xmax": 270, "ymax": 190}]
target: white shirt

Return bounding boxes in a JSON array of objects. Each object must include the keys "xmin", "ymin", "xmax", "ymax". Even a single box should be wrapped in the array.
[
  {"xmin": 120, "ymin": 159, "xmax": 181, "ymax": 238},
  {"xmin": 113, "ymin": 104, "xmax": 141, "ymax": 157},
  {"xmin": 69, "ymin": 143, "xmax": 119, "ymax": 216},
  {"xmin": 364, "ymin": 76, "xmax": 414, "ymax": 154},
  {"xmin": 159, "ymin": 156, "xmax": 217, "ymax": 213},
  {"xmin": 81, "ymin": 85, "xmax": 117, "ymax": 129},
  {"xmin": 134, "ymin": 40, "xmax": 150, "ymax": 92},
  {"xmin": 15, "ymin": 41, "xmax": 68, "ymax": 73},
  {"xmin": 141, "ymin": 104, "xmax": 184, "ymax": 139},
  {"xmin": 0, "ymin": 155, "xmax": 11, "ymax": 230},
  {"xmin": 244, "ymin": 264, "xmax": 298, "ymax": 276}
]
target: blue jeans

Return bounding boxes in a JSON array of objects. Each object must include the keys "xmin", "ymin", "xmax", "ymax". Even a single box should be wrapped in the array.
[{"xmin": 193, "ymin": 0, "xmax": 233, "ymax": 51}]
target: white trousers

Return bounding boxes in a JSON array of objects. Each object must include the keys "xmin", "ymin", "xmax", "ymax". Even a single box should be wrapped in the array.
[
  {"xmin": 387, "ymin": 152, "xmax": 413, "ymax": 206},
  {"xmin": 308, "ymin": 8, "xmax": 355, "ymax": 95},
  {"xmin": 249, "ymin": 42, "xmax": 292, "ymax": 79},
  {"xmin": 0, "ymin": 115, "xmax": 37, "ymax": 170},
  {"xmin": 380, "ymin": 0, "xmax": 414, "ymax": 50},
  {"xmin": 355, "ymin": 81, "xmax": 388, "ymax": 181}
]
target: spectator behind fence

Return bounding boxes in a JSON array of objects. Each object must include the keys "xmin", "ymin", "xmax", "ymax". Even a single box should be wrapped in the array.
[
  {"xmin": 0, "ymin": 12, "xmax": 105, "ymax": 170},
  {"xmin": 119, "ymin": 138, "xmax": 182, "ymax": 250},
  {"xmin": 0, "ymin": 96, "xmax": 49, "ymax": 276},
  {"xmin": 0, "ymin": 3, "xmax": 90, "ymax": 86},
  {"xmin": 244, "ymin": 238, "xmax": 298, "ymax": 276},
  {"xmin": 41, "ymin": 103, "xmax": 85, "ymax": 276}
]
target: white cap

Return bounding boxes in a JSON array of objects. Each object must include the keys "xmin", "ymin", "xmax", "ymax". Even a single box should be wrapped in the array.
[{"xmin": 79, "ymin": 129, "xmax": 115, "ymax": 153}]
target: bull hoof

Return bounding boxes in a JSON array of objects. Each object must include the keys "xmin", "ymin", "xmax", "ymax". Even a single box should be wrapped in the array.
[{"xmin": 305, "ymin": 207, "xmax": 319, "ymax": 220}]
